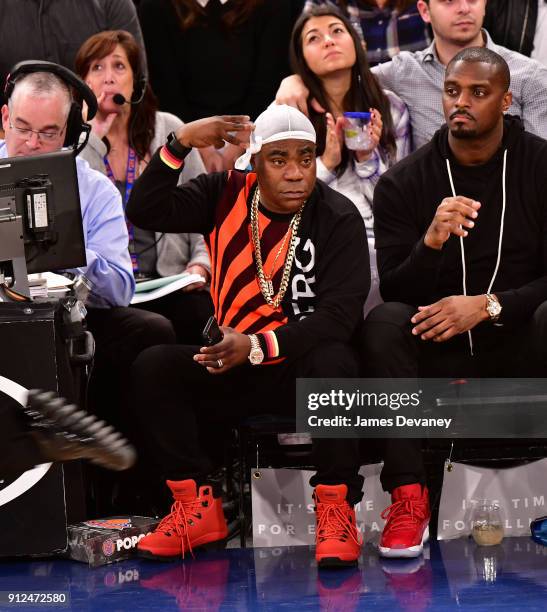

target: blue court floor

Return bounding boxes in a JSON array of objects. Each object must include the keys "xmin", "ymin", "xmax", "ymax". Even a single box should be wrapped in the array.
[{"xmin": 0, "ymin": 536, "xmax": 546, "ymax": 611}]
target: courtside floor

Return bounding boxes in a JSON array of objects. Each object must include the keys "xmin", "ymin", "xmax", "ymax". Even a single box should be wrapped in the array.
[{"xmin": 0, "ymin": 536, "xmax": 546, "ymax": 610}]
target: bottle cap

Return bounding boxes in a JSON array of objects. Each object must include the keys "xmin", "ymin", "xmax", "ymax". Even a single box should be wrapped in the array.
[{"xmin": 343, "ymin": 111, "xmax": 371, "ymax": 119}]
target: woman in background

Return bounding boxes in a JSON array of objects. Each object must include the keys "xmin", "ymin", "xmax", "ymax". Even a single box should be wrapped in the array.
[
  {"xmin": 75, "ymin": 30, "xmax": 213, "ymax": 344},
  {"xmin": 291, "ymin": 3, "xmax": 410, "ymax": 313},
  {"xmin": 302, "ymin": 0, "xmax": 431, "ymax": 65}
]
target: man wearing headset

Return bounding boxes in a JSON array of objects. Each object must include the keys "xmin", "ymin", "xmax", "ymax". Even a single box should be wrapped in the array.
[
  {"xmin": 1, "ymin": 64, "xmax": 134, "ymax": 308},
  {"xmin": 1, "ymin": 64, "xmax": 177, "ymax": 440},
  {"xmin": 361, "ymin": 48, "xmax": 547, "ymax": 559}
]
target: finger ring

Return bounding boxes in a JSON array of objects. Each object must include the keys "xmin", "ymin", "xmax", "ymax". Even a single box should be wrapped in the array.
[{"xmin": 217, "ymin": 359, "xmax": 223, "ymax": 368}]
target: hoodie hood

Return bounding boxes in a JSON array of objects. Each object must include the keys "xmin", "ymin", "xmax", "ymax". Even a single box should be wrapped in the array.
[{"xmin": 432, "ymin": 114, "xmax": 525, "ymax": 160}]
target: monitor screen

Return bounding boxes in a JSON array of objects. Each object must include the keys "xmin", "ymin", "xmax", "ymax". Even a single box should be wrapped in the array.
[{"xmin": 0, "ymin": 149, "xmax": 86, "ymax": 274}]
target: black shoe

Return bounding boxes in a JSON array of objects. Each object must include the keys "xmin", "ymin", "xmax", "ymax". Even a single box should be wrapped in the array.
[{"xmin": 23, "ymin": 390, "xmax": 136, "ymax": 471}]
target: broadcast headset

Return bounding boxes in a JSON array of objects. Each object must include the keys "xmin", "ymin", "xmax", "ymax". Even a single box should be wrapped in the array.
[{"xmin": 4, "ymin": 60, "xmax": 98, "ymax": 155}]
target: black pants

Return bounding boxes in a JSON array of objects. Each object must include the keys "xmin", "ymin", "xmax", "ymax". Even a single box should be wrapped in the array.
[
  {"xmin": 361, "ymin": 301, "xmax": 547, "ymax": 492},
  {"xmin": 86, "ymin": 306, "xmax": 177, "ymax": 420},
  {"xmin": 86, "ymin": 292, "xmax": 213, "ymax": 425},
  {"xmin": 131, "ymin": 341, "xmax": 365, "ymax": 505},
  {"xmin": 133, "ymin": 291, "xmax": 214, "ymax": 345}
]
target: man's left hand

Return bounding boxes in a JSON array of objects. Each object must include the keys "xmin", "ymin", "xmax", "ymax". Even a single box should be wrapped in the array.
[
  {"xmin": 411, "ymin": 295, "xmax": 489, "ymax": 342},
  {"xmin": 193, "ymin": 327, "xmax": 251, "ymax": 374}
]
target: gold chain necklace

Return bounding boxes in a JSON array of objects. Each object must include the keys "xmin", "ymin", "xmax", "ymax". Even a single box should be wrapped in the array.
[
  {"xmin": 263, "ymin": 214, "xmax": 299, "ymax": 287},
  {"xmin": 250, "ymin": 186, "xmax": 305, "ymax": 308}
]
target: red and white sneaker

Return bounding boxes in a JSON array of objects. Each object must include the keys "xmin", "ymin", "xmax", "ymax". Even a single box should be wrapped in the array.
[
  {"xmin": 314, "ymin": 484, "xmax": 362, "ymax": 568},
  {"xmin": 138, "ymin": 479, "xmax": 228, "ymax": 561},
  {"xmin": 379, "ymin": 484, "xmax": 430, "ymax": 558}
]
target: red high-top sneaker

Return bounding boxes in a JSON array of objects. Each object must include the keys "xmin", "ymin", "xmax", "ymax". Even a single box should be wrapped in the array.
[
  {"xmin": 379, "ymin": 484, "xmax": 430, "ymax": 558},
  {"xmin": 314, "ymin": 484, "xmax": 362, "ymax": 568},
  {"xmin": 138, "ymin": 479, "xmax": 228, "ymax": 561}
]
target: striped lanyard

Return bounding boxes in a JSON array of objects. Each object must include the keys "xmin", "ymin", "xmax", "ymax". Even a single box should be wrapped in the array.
[{"xmin": 104, "ymin": 146, "xmax": 139, "ymax": 272}]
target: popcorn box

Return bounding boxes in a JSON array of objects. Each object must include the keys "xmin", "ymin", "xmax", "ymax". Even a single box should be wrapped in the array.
[{"xmin": 66, "ymin": 516, "xmax": 160, "ymax": 566}]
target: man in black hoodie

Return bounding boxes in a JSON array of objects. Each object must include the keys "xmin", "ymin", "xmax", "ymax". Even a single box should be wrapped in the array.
[{"xmin": 363, "ymin": 46, "xmax": 547, "ymax": 559}]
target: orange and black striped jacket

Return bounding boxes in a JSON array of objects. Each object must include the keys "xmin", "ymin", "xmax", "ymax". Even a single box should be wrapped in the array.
[{"xmin": 127, "ymin": 147, "xmax": 370, "ymax": 362}]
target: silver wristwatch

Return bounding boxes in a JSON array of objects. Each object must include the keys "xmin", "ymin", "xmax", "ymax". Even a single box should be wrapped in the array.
[
  {"xmin": 248, "ymin": 334, "xmax": 264, "ymax": 365},
  {"xmin": 485, "ymin": 293, "xmax": 502, "ymax": 322}
]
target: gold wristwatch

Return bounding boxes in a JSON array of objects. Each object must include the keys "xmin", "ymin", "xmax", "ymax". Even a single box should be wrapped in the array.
[
  {"xmin": 248, "ymin": 334, "xmax": 264, "ymax": 365},
  {"xmin": 485, "ymin": 293, "xmax": 502, "ymax": 322}
]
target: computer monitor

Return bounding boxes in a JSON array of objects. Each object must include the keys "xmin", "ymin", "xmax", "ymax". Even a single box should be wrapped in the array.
[{"xmin": 0, "ymin": 149, "xmax": 86, "ymax": 275}]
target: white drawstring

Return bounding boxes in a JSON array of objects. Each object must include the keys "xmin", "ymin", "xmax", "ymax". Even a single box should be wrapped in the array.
[
  {"xmin": 444, "ymin": 149, "xmax": 507, "ymax": 355},
  {"xmin": 445, "ymin": 159, "xmax": 473, "ymax": 353},
  {"xmin": 487, "ymin": 150, "xmax": 508, "ymax": 295}
]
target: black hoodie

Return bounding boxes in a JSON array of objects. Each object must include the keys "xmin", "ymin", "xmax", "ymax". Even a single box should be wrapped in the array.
[{"xmin": 373, "ymin": 116, "xmax": 547, "ymax": 329}]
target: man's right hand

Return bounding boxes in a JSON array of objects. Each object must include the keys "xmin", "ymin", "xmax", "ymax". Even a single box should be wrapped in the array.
[
  {"xmin": 275, "ymin": 75, "xmax": 311, "ymax": 116},
  {"xmin": 424, "ymin": 196, "xmax": 480, "ymax": 250},
  {"xmin": 176, "ymin": 116, "xmax": 253, "ymax": 150}
]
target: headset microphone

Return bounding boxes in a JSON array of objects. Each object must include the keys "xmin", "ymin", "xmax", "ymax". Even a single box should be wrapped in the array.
[
  {"xmin": 112, "ymin": 93, "xmax": 128, "ymax": 105},
  {"xmin": 112, "ymin": 84, "xmax": 146, "ymax": 106}
]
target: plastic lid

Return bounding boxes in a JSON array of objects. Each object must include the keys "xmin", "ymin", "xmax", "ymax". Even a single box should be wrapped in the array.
[{"xmin": 343, "ymin": 111, "xmax": 371, "ymax": 119}]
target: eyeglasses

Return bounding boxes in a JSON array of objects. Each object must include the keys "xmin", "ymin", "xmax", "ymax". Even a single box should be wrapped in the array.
[{"xmin": 9, "ymin": 120, "xmax": 65, "ymax": 142}]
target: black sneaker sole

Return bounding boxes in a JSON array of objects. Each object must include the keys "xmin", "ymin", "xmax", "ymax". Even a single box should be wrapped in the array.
[
  {"xmin": 25, "ymin": 390, "xmax": 136, "ymax": 471},
  {"xmin": 138, "ymin": 549, "xmax": 182, "ymax": 563},
  {"xmin": 318, "ymin": 557, "xmax": 359, "ymax": 569},
  {"xmin": 138, "ymin": 538, "xmax": 227, "ymax": 562}
]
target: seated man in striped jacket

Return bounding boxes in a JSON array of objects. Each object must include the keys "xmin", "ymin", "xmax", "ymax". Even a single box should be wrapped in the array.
[{"xmin": 126, "ymin": 105, "xmax": 369, "ymax": 567}]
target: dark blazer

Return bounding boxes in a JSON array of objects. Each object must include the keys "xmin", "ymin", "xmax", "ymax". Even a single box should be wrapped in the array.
[{"xmin": 484, "ymin": 0, "xmax": 538, "ymax": 56}]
